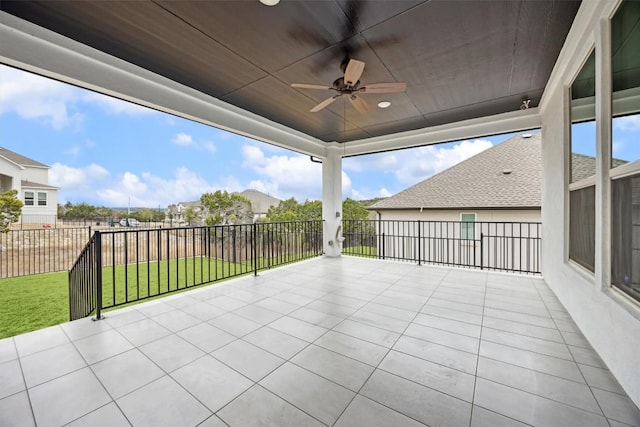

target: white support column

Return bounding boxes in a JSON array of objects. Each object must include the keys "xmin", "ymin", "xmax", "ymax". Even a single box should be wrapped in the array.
[{"xmin": 322, "ymin": 147, "xmax": 343, "ymax": 257}]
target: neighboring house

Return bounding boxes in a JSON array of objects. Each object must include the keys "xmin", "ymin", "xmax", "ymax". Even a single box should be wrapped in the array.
[
  {"xmin": 369, "ymin": 133, "xmax": 543, "ymax": 225},
  {"xmin": 237, "ymin": 189, "xmax": 280, "ymax": 222},
  {"xmin": 0, "ymin": 147, "xmax": 58, "ymax": 223},
  {"xmin": 166, "ymin": 200, "xmax": 201, "ymax": 224}
]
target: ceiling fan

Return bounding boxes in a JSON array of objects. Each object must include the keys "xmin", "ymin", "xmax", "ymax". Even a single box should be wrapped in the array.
[{"xmin": 291, "ymin": 59, "xmax": 406, "ymax": 114}]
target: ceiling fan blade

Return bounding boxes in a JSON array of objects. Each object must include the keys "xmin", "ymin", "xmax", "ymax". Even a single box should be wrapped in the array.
[
  {"xmin": 291, "ymin": 83, "xmax": 333, "ymax": 90},
  {"xmin": 344, "ymin": 59, "xmax": 365, "ymax": 86},
  {"xmin": 349, "ymin": 94, "xmax": 369, "ymax": 114},
  {"xmin": 360, "ymin": 82, "xmax": 407, "ymax": 94},
  {"xmin": 310, "ymin": 95, "xmax": 340, "ymax": 113}
]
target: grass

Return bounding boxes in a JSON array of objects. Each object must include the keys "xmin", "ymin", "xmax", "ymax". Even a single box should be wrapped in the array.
[
  {"xmin": 0, "ymin": 252, "xmax": 321, "ymax": 339},
  {"xmin": 0, "ymin": 271, "xmax": 69, "ymax": 339},
  {"xmin": 343, "ymin": 246, "xmax": 377, "ymax": 257}
]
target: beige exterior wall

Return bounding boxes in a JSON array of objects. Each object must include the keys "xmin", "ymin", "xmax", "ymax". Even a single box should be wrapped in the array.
[{"xmin": 373, "ymin": 209, "xmax": 540, "ymax": 223}]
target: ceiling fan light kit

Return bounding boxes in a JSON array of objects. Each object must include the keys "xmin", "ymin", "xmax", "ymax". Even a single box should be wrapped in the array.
[{"xmin": 291, "ymin": 59, "xmax": 406, "ymax": 114}]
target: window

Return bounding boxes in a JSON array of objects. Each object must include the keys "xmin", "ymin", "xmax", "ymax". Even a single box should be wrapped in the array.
[
  {"xmin": 24, "ymin": 191, "xmax": 34, "ymax": 206},
  {"xmin": 569, "ymin": 49, "xmax": 596, "ymax": 272},
  {"xmin": 38, "ymin": 192, "xmax": 47, "ymax": 206},
  {"xmin": 610, "ymin": 0, "xmax": 640, "ymax": 302},
  {"xmin": 460, "ymin": 213, "xmax": 476, "ymax": 240}
]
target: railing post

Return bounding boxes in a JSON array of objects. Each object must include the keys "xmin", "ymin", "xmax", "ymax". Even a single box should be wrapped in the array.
[
  {"xmin": 94, "ymin": 230, "xmax": 104, "ymax": 320},
  {"xmin": 480, "ymin": 232, "xmax": 484, "ymax": 270},
  {"xmin": 417, "ymin": 220, "xmax": 421, "ymax": 266},
  {"xmin": 253, "ymin": 222, "xmax": 258, "ymax": 276}
]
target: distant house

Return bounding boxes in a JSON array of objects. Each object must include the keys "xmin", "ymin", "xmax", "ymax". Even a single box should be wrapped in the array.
[
  {"xmin": 237, "ymin": 189, "xmax": 280, "ymax": 222},
  {"xmin": 0, "ymin": 147, "xmax": 58, "ymax": 223},
  {"xmin": 369, "ymin": 133, "xmax": 543, "ymax": 225},
  {"xmin": 166, "ymin": 189, "xmax": 280, "ymax": 225}
]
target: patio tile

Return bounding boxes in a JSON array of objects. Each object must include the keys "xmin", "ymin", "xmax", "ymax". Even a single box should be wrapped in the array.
[
  {"xmin": 561, "ymin": 330, "xmax": 592, "ymax": 349},
  {"xmin": 74, "ymin": 329, "xmax": 134, "ymax": 365},
  {"xmin": 420, "ymin": 304, "xmax": 483, "ymax": 325},
  {"xmin": 254, "ymin": 297, "xmax": 300, "ymax": 315},
  {"xmin": 569, "ymin": 345, "xmax": 606, "ymax": 368},
  {"xmin": 314, "ymin": 330, "xmax": 389, "ymax": 366},
  {"xmin": 578, "ymin": 364, "xmax": 626, "ymax": 394},
  {"xmin": 474, "ymin": 378, "xmax": 608, "ymax": 427},
  {"xmin": 272, "ymin": 291, "xmax": 315, "ymax": 306},
  {"xmin": 359, "ymin": 301, "xmax": 417, "ymax": 322},
  {"xmin": 361, "ymin": 369, "xmax": 471, "ymax": 427},
  {"xmin": 21, "ymin": 342, "xmax": 86, "ymax": 388},
  {"xmin": 177, "ymin": 322, "xmax": 236, "ymax": 353},
  {"xmin": 116, "ymin": 375, "xmax": 211, "ymax": 427},
  {"xmin": 139, "ymin": 334, "xmax": 204, "ymax": 372},
  {"xmin": 592, "ymin": 388, "xmax": 640, "ymax": 426},
  {"xmin": 482, "ymin": 316, "xmax": 564, "ymax": 343},
  {"xmin": 470, "ymin": 406, "xmax": 528, "ymax": 427},
  {"xmin": 481, "ymin": 328, "xmax": 572, "ymax": 360},
  {"xmin": 198, "ymin": 415, "xmax": 227, "ymax": 427},
  {"xmin": 405, "ymin": 323, "xmax": 479, "ymax": 354},
  {"xmin": 164, "ymin": 294, "xmax": 199, "ymax": 309},
  {"xmin": 0, "ymin": 359, "xmax": 24, "ymax": 399},
  {"xmin": 180, "ymin": 301, "xmax": 226, "ymax": 322},
  {"xmin": 393, "ymin": 335, "xmax": 477, "ymax": 374},
  {"xmin": 60, "ymin": 317, "xmax": 113, "ymax": 341},
  {"xmin": 14, "ymin": 325, "xmax": 69, "ymax": 357},
  {"xmin": 66, "ymin": 402, "xmax": 130, "ymax": 427},
  {"xmin": 291, "ymin": 344, "xmax": 374, "ymax": 391},
  {"xmin": 321, "ymin": 294, "xmax": 368, "ymax": 310},
  {"xmin": 136, "ymin": 301, "xmax": 174, "ymax": 317},
  {"xmin": 479, "ymin": 341, "xmax": 584, "ymax": 383},
  {"xmin": 243, "ymin": 326, "xmax": 308, "ymax": 359},
  {"xmin": 260, "ymin": 362, "xmax": 355, "ymax": 426},
  {"xmin": 0, "ymin": 391, "xmax": 35, "ymax": 427},
  {"xmin": 269, "ymin": 316, "xmax": 328, "ymax": 342},
  {"xmin": 233, "ymin": 304, "xmax": 283, "ymax": 324},
  {"xmin": 207, "ymin": 296, "xmax": 248, "ymax": 311},
  {"xmin": 289, "ymin": 307, "xmax": 344, "ymax": 329},
  {"xmin": 212, "ymin": 339, "xmax": 284, "ymax": 381},
  {"xmin": 483, "ymin": 307, "xmax": 556, "ymax": 328},
  {"xmin": 0, "ymin": 337, "xmax": 17, "ymax": 363},
  {"xmin": 332, "ymin": 318, "xmax": 400, "ymax": 347},
  {"xmin": 29, "ymin": 367, "xmax": 111, "ymax": 427},
  {"xmin": 372, "ymin": 294, "xmax": 425, "ymax": 312},
  {"xmin": 334, "ymin": 395, "xmax": 425, "ymax": 427},
  {"xmin": 207, "ymin": 312, "xmax": 262, "ymax": 337},
  {"xmin": 103, "ymin": 309, "xmax": 146, "ymax": 329},
  {"xmin": 117, "ymin": 318, "xmax": 172, "ymax": 346},
  {"xmin": 171, "ymin": 355, "xmax": 252, "ymax": 412},
  {"xmin": 217, "ymin": 385, "xmax": 325, "ymax": 427},
  {"xmin": 414, "ymin": 313, "xmax": 481, "ymax": 338},
  {"xmin": 305, "ymin": 300, "xmax": 357, "ymax": 317},
  {"xmin": 425, "ymin": 297, "xmax": 484, "ymax": 315},
  {"xmin": 350, "ymin": 310, "xmax": 409, "ymax": 334},
  {"xmin": 91, "ymin": 349, "xmax": 164, "ymax": 399},
  {"xmin": 150, "ymin": 309, "xmax": 200, "ymax": 333},
  {"xmin": 476, "ymin": 356, "xmax": 601, "ymax": 413},
  {"xmin": 379, "ymin": 350, "xmax": 475, "ymax": 402}
]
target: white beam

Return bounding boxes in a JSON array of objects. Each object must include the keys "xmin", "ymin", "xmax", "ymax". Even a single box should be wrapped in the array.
[{"xmin": 322, "ymin": 147, "xmax": 342, "ymax": 257}]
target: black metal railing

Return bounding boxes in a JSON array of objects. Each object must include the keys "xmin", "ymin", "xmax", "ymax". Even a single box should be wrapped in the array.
[
  {"xmin": 68, "ymin": 221, "xmax": 323, "ymax": 320},
  {"xmin": 342, "ymin": 220, "xmax": 541, "ymax": 274},
  {"xmin": 0, "ymin": 227, "xmax": 93, "ymax": 278}
]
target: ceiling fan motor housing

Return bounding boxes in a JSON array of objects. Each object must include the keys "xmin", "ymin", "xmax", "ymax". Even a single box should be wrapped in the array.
[{"xmin": 333, "ymin": 77, "xmax": 360, "ymax": 93}]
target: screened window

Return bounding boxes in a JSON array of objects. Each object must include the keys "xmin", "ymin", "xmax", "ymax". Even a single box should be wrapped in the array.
[
  {"xmin": 460, "ymin": 213, "xmax": 476, "ymax": 240},
  {"xmin": 24, "ymin": 191, "xmax": 34, "ymax": 206},
  {"xmin": 38, "ymin": 192, "xmax": 47, "ymax": 206}
]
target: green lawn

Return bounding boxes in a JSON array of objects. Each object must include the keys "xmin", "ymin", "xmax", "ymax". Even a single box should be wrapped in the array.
[
  {"xmin": 0, "ymin": 271, "xmax": 69, "ymax": 339},
  {"xmin": 343, "ymin": 246, "xmax": 377, "ymax": 257},
  {"xmin": 0, "ymin": 253, "xmax": 321, "ymax": 339}
]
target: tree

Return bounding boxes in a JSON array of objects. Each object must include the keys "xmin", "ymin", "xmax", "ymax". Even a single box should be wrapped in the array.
[
  {"xmin": 201, "ymin": 191, "xmax": 253, "ymax": 225},
  {"xmin": 264, "ymin": 198, "xmax": 321, "ymax": 223},
  {"xmin": 0, "ymin": 190, "xmax": 23, "ymax": 232},
  {"xmin": 342, "ymin": 198, "xmax": 369, "ymax": 221},
  {"xmin": 183, "ymin": 206, "xmax": 199, "ymax": 225}
]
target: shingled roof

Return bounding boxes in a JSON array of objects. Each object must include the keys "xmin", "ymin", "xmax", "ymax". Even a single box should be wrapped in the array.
[
  {"xmin": 238, "ymin": 189, "xmax": 280, "ymax": 214},
  {"xmin": 0, "ymin": 146, "xmax": 49, "ymax": 168},
  {"xmin": 371, "ymin": 133, "xmax": 542, "ymax": 210}
]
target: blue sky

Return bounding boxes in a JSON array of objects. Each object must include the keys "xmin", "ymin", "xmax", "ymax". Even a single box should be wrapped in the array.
[{"xmin": 2, "ymin": 65, "xmax": 637, "ymax": 208}]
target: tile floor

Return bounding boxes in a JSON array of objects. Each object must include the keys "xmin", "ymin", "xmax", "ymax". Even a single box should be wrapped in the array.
[{"xmin": 1, "ymin": 256, "xmax": 639, "ymax": 427}]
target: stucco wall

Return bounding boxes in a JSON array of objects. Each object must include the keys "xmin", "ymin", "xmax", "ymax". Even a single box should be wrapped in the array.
[{"xmin": 374, "ymin": 209, "xmax": 541, "ymax": 223}]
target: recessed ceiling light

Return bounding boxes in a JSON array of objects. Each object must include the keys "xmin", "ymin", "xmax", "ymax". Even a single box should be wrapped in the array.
[
  {"xmin": 378, "ymin": 101, "xmax": 391, "ymax": 109},
  {"xmin": 259, "ymin": 0, "xmax": 280, "ymax": 5}
]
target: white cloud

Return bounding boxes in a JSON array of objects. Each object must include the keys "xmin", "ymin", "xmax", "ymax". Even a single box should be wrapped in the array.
[
  {"xmin": 0, "ymin": 65, "xmax": 83, "ymax": 130},
  {"xmin": 241, "ymin": 144, "xmax": 326, "ymax": 200},
  {"xmin": 49, "ymin": 163, "xmax": 110, "ymax": 194},
  {"xmin": 614, "ymin": 115, "xmax": 640, "ymax": 131},
  {"xmin": 173, "ymin": 132, "xmax": 194, "ymax": 146}
]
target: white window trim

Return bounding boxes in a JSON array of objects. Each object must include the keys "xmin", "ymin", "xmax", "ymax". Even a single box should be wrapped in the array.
[
  {"xmin": 37, "ymin": 191, "xmax": 47, "ymax": 207},
  {"xmin": 24, "ymin": 190, "xmax": 34, "ymax": 206},
  {"xmin": 460, "ymin": 212, "xmax": 477, "ymax": 241}
]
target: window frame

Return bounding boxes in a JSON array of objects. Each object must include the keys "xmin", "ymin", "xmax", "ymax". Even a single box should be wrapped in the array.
[
  {"xmin": 24, "ymin": 191, "xmax": 34, "ymax": 206},
  {"xmin": 37, "ymin": 192, "xmax": 47, "ymax": 207},
  {"xmin": 460, "ymin": 213, "xmax": 476, "ymax": 240}
]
